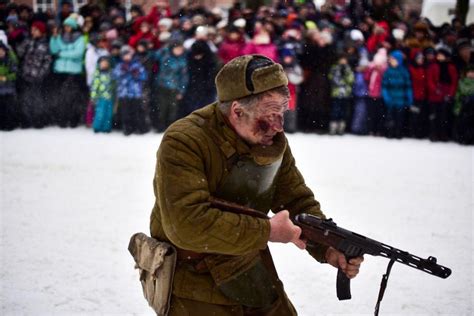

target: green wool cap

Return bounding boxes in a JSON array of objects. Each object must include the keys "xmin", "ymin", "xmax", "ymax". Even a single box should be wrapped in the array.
[{"xmin": 215, "ymin": 55, "xmax": 288, "ymax": 102}]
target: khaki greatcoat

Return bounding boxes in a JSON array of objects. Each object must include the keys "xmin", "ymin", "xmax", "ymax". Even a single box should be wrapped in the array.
[{"xmin": 150, "ymin": 102, "xmax": 328, "ymax": 310}]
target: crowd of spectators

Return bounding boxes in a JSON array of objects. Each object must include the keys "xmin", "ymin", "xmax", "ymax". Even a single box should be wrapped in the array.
[{"xmin": 0, "ymin": 0, "xmax": 473, "ymax": 144}]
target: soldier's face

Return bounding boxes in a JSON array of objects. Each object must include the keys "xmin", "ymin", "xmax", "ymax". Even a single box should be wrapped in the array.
[{"xmin": 234, "ymin": 92, "xmax": 288, "ymax": 146}]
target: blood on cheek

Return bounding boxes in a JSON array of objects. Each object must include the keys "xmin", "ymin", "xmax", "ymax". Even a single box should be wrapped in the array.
[
  {"xmin": 253, "ymin": 115, "xmax": 284, "ymax": 135},
  {"xmin": 256, "ymin": 119, "xmax": 270, "ymax": 133}
]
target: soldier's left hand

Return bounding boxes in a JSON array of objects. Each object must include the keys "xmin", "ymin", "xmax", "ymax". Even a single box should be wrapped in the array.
[{"xmin": 325, "ymin": 247, "xmax": 364, "ymax": 279}]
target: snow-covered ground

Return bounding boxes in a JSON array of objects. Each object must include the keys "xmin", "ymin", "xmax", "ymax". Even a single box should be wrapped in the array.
[{"xmin": 1, "ymin": 127, "xmax": 472, "ymax": 315}]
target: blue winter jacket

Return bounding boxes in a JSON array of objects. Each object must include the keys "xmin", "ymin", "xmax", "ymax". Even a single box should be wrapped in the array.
[
  {"xmin": 353, "ymin": 71, "xmax": 368, "ymax": 98},
  {"xmin": 112, "ymin": 58, "xmax": 147, "ymax": 99},
  {"xmin": 50, "ymin": 34, "xmax": 85, "ymax": 75},
  {"xmin": 153, "ymin": 47, "xmax": 188, "ymax": 94},
  {"xmin": 382, "ymin": 51, "xmax": 413, "ymax": 109}
]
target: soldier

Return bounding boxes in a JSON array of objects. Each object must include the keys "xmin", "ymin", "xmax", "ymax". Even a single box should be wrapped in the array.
[{"xmin": 149, "ymin": 54, "xmax": 364, "ymax": 315}]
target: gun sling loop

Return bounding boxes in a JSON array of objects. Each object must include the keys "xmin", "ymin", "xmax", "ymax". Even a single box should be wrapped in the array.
[{"xmin": 374, "ymin": 258, "xmax": 395, "ymax": 316}]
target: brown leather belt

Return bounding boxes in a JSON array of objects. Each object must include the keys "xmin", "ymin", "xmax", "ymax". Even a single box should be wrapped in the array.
[{"xmin": 176, "ymin": 248, "xmax": 207, "ymax": 261}]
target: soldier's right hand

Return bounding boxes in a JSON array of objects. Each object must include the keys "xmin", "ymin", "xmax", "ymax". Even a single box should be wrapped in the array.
[{"xmin": 269, "ymin": 210, "xmax": 306, "ymax": 249}]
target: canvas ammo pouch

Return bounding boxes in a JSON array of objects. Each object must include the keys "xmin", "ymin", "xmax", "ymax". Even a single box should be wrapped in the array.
[{"xmin": 128, "ymin": 233, "xmax": 177, "ymax": 316}]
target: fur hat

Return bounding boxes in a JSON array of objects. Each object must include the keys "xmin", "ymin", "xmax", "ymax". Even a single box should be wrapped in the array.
[{"xmin": 215, "ymin": 55, "xmax": 288, "ymax": 102}]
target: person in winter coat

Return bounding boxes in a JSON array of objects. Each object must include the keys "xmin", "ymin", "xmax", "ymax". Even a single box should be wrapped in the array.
[
  {"xmin": 280, "ymin": 48, "xmax": 303, "ymax": 133},
  {"xmin": 426, "ymin": 49, "xmax": 458, "ymax": 141},
  {"xmin": 112, "ymin": 45, "xmax": 148, "ymax": 135},
  {"xmin": 453, "ymin": 66, "xmax": 474, "ymax": 144},
  {"xmin": 85, "ymin": 33, "xmax": 109, "ymax": 88},
  {"xmin": 351, "ymin": 60, "xmax": 369, "ymax": 135},
  {"xmin": 148, "ymin": 55, "xmax": 363, "ymax": 315},
  {"xmin": 91, "ymin": 56, "xmax": 113, "ymax": 133},
  {"xmin": 0, "ymin": 41, "xmax": 18, "ymax": 131},
  {"xmin": 404, "ymin": 21, "xmax": 435, "ymax": 51},
  {"xmin": 151, "ymin": 40, "xmax": 188, "ymax": 132},
  {"xmin": 84, "ymin": 33, "xmax": 109, "ymax": 127},
  {"xmin": 299, "ymin": 29, "xmax": 336, "ymax": 132},
  {"xmin": 49, "ymin": 15, "xmax": 87, "ymax": 127},
  {"xmin": 367, "ymin": 21, "xmax": 390, "ymax": 54},
  {"xmin": 408, "ymin": 50, "xmax": 429, "ymax": 138},
  {"xmin": 217, "ymin": 26, "xmax": 247, "ymax": 64},
  {"xmin": 365, "ymin": 48, "xmax": 388, "ymax": 136},
  {"xmin": 181, "ymin": 40, "xmax": 218, "ymax": 118},
  {"xmin": 16, "ymin": 21, "xmax": 52, "ymax": 128},
  {"xmin": 381, "ymin": 50, "xmax": 413, "ymax": 138},
  {"xmin": 135, "ymin": 38, "xmax": 154, "ymax": 132},
  {"xmin": 328, "ymin": 55, "xmax": 354, "ymax": 135},
  {"xmin": 242, "ymin": 23, "xmax": 278, "ymax": 62},
  {"xmin": 128, "ymin": 17, "xmax": 160, "ymax": 50}
]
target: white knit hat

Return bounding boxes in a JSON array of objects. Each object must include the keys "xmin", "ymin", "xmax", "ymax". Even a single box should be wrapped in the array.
[{"xmin": 350, "ymin": 29, "xmax": 364, "ymax": 42}]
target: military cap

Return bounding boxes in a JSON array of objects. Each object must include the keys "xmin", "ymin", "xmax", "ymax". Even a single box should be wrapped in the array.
[{"xmin": 215, "ymin": 55, "xmax": 288, "ymax": 102}]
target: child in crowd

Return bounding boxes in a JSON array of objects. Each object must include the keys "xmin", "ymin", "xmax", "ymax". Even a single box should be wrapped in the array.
[
  {"xmin": 426, "ymin": 49, "xmax": 458, "ymax": 141},
  {"xmin": 408, "ymin": 50, "xmax": 428, "ymax": 138},
  {"xmin": 112, "ymin": 45, "xmax": 148, "ymax": 136},
  {"xmin": 0, "ymin": 41, "xmax": 18, "ymax": 131},
  {"xmin": 382, "ymin": 50, "xmax": 413, "ymax": 138},
  {"xmin": 365, "ymin": 48, "xmax": 387, "ymax": 136},
  {"xmin": 16, "ymin": 21, "xmax": 52, "ymax": 128},
  {"xmin": 152, "ymin": 40, "xmax": 188, "ymax": 132},
  {"xmin": 280, "ymin": 48, "xmax": 303, "ymax": 133},
  {"xmin": 351, "ymin": 59, "xmax": 369, "ymax": 135},
  {"xmin": 49, "ymin": 14, "xmax": 86, "ymax": 128},
  {"xmin": 453, "ymin": 66, "xmax": 474, "ymax": 144},
  {"xmin": 135, "ymin": 38, "xmax": 154, "ymax": 129},
  {"xmin": 85, "ymin": 34, "xmax": 109, "ymax": 127},
  {"xmin": 91, "ymin": 56, "xmax": 113, "ymax": 133},
  {"xmin": 328, "ymin": 54, "xmax": 354, "ymax": 135}
]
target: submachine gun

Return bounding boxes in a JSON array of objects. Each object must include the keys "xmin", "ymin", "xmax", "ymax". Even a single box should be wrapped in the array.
[{"xmin": 209, "ymin": 197, "xmax": 452, "ymax": 315}]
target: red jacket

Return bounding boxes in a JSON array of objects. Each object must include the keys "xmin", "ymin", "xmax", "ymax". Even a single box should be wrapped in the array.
[
  {"xmin": 409, "ymin": 65, "xmax": 427, "ymax": 101},
  {"xmin": 128, "ymin": 31, "xmax": 160, "ymax": 49},
  {"xmin": 426, "ymin": 62, "xmax": 458, "ymax": 103},
  {"xmin": 367, "ymin": 22, "xmax": 390, "ymax": 54}
]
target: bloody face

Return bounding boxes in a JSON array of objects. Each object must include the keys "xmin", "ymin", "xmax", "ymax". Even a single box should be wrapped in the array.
[{"xmin": 234, "ymin": 92, "xmax": 289, "ymax": 146}]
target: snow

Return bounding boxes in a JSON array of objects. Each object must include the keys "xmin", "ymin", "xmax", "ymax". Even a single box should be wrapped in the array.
[{"xmin": 1, "ymin": 127, "xmax": 472, "ymax": 315}]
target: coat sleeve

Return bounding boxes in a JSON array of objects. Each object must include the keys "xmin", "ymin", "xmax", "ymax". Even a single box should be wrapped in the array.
[
  {"xmin": 381, "ymin": 71, "xmax": 391, "ymax": 106},
  {"xmin": 271, "ymin": 143, "xmax": 329, "ymax": 262},
  {"xmin": 405, "ymin": 69, "xmax": 413, "ymax": 105},
  {"xmin": 155, "ymin": 130, "xmax": 271, "ymax": 255},
  {"xmin": 49, "ymin": 36, "xmax": 61, "ymax": 55}
]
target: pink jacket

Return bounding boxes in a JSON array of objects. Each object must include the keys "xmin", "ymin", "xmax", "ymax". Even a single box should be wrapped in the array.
[
  {"xmin": 365, "ymin": 65, "xmax": 386, "ymax": 98},
  {"xmin": 242, "ymin": 42, "xmax": 279, "ymax": 62}
]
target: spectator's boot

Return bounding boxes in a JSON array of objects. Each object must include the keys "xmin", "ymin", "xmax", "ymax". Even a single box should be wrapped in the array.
[
  {"xmin": 337, "ymin": 121, "xmax": 346, "ymax": 135},
  {"xmin": 329, "ymin": 121, "xmax": 338, "ymax": 135}
]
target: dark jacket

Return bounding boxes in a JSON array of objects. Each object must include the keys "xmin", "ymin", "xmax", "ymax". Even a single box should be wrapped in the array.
[
  {"xmin": 16, "ymin": 36, "xmax": 52, "ymax": 83},
  {"xmin": 181, "ymin": 40, "xmax": 218, "ymax": 116}
]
